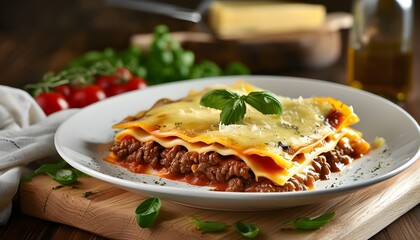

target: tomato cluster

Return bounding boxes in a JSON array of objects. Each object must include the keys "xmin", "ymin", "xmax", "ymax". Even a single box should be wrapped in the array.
[{"xmin": 35, "ymin": 68, "xmax": 147, "ymax": 115}]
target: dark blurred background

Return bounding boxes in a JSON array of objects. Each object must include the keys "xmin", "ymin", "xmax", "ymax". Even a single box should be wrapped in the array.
[
  {"xmin": 0, "ymin": 0, "xmax": 354, "ymax": 86},
  {"xmin": 0, "ymin": 0, "xmax": 418, "ymax": 115}
]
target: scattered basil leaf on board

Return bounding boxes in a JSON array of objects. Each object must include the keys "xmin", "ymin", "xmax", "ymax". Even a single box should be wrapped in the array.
[
  {"xmin": 48, "ymin": 169, "xmax": 77, "ymax": 185},
  {"xmin": 232, "ymin": 221, "xmax": 260, "ymax": 238},
  {"xmin": 21, "ymin": 160, "xmax": 69, "ymax": 182},
  {"xmin": 33, "ymin": 161, "xmax": 68, "ymax": 175},
  {"xmin": 200, "ymin": 89, "xmax": 282, "ymax": 125},
  {"xmin": 135, "ymin": 197, "xmax": 162, "ymax": 228},
  {"xmin": 192, "ymin": 217, "xmax": 226, "ymax": 233},
  {"xmin": 83, "ymin": 191, "xmax": 99, "ymax": 197},
  {"xmin": 291, "ymin": 211, "xmax": 336, "ymax": 230},
  {"xmin": 21, "ymin": 160, "xmax": 86, "ymax": 185}
]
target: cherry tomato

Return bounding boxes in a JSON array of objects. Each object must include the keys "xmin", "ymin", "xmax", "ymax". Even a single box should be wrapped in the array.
[
  {"xmin": 95, "ymin": 75, "xmax": 119, "ymax": 96},
  {"xmin": 35, "ymin": 92, "xmax": 70, "ymax": 116},
  {"xmin": 53, "ymin": 84, "xmax": 74, "ymax": 99},
  {"xmin": 107, "ymin": 84, "xmax": 126, "ymax": 97},
  {"xmin": 95, "ymin": 68, "xmax": 132, "ymax": 97},
  {"xmin": 117, "ymin": 68, "xmax": 132, "ymax": 80},
  {"xmin": 123, "ymin": 77, "xmax": 148, "ymax": 91},
  {"xmin": 69, "ymin": 85, "xmax": 106, "ymax": 108},
  {"xmin": 107, "ymin": 77, "xmax": 148, "ymax": 96}
]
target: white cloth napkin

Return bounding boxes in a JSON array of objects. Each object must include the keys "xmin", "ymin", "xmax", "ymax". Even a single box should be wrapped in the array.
[{"xmin": 0, "ymin": 85, "xmax": 78, "ymax": 225}]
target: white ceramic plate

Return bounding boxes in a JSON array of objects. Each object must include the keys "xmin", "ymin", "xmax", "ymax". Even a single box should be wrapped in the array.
[{"xmin": 55, "ymin": 76, "xmax": 420, "ymax": 210}]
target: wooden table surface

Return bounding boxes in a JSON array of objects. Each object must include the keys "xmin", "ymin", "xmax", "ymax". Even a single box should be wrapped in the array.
[{"xmin": 0, "ymin": 0, "xmax": 418, "ymax": 239}]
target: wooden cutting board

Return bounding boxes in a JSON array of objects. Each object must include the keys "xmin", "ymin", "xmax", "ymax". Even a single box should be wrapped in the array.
[{"xmin": 19, "ymin": 159, "xmax": 419, "ymax": 240}]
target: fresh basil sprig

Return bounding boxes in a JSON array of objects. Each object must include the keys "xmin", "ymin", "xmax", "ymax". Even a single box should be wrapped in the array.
[
  {"xmin": 192, "ymin": 217, "xmax": 226, "ymax": 233},
  {"xmin": 290, "ymin": 211, "xmax": 336, "ymax": 230},
  {"xmin": 232, "ymin": 221, "xmax": 260, "ymax": 238},
  {"xmin": 135, "ymin": 197, "xmax": 162, "ymax": 228},
  {"xmin": 200, "ymin": 89, "xmax": 282, "ymax": 125}
]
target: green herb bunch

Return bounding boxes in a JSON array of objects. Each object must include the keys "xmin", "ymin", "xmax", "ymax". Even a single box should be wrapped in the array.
[
  {"xmin": 26, "ymin": 24, "xmax": 250, "ymax": 96},
  {"xmin": 144, "ymin": 25, "xmax": 249, "ymax": 84}
]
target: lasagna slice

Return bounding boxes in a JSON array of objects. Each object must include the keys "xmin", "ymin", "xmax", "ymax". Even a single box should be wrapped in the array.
[{"xmin": 106, "ymin": 81, "xmax": 370, "ymax": 192}]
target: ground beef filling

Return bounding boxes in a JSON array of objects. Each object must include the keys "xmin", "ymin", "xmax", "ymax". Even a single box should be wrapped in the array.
[{"xmin": 109, "ymin": 136, "xmax": 356, "ymax": 192}]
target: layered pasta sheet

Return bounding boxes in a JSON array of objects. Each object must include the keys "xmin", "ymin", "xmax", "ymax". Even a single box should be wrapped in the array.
[{"xmin": 112, "ymin": 81, "xmax": 368, "ymax": 186}]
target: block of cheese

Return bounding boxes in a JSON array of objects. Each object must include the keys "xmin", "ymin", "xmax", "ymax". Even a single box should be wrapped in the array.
[{"xmin": 208, "ymin": 1, "xmax": 326, "ymax": 37}]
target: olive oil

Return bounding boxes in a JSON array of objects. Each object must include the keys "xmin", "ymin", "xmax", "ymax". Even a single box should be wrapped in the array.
[
  {"xmin": 347, "ymin": 41, "xmax": 413, "ymax": 102},
  {"xmin": 347, "ymin": 0, "xmax": 413, "ymax": 102}
]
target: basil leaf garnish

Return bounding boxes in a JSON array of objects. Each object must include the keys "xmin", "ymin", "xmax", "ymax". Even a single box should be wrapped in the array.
[
  {"xmin": 292, "ymin": 211, "xmax": 335, "ymax": 230},
  {"xmin": 192, "ymin": 217, "xmax": 226, "ymax": 233},
  {"xmin": 232, "ymin": 221, "xmax": 260, "ymax": 238},
  {"xmin": 220, "ymin": 98, "xmax": 246, "ymax": 125},
  {"xmin": 200, "ymin": 89, "xmax": 282, "ymax": 125},
  {"xmin": 244, "ymin": 91, "xmax": 282, "ymax": 115},
  {"xmin": 200, "ymin": 89, "xmax": 239, "ymax": 110},
  {"xmin": 135, "ymin": 197, "xmax": 162, "ymax": 228}
]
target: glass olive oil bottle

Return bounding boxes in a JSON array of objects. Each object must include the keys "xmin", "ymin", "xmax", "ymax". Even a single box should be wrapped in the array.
[{"xmin": 347, "ymin": 0, "xmax": 413, "ymax": 102}]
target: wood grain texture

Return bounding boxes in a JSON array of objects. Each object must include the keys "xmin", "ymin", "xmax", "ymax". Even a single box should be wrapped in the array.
[{"xmin": 19, "ymin": 160, "xmax": 419, "ymax": 240}]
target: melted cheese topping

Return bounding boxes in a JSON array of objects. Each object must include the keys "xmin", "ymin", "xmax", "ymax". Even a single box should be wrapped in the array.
[{"xmin": 112, "ymin": 81, "xmax": 362, "ymax": 185}]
